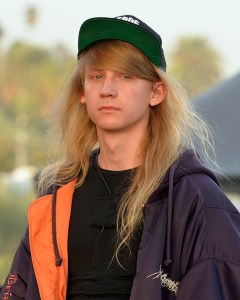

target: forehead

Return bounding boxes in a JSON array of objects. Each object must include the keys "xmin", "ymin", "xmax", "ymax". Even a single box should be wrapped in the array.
[
  {"xmin": 84, "ymin": 67, "xmax": 129, "ymax": 74},
  {"xmin": 81, "ymin": 54, "xmax": 134, "ymax": 76},
  {"xmin": 79, "ymin": 40, "xmax": 142, "ymax": 68}
]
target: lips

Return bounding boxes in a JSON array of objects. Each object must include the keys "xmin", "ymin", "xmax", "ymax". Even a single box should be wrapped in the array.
[{"xmin": 99, "ymin": 106, "xmax": 120, "ymax": 112}]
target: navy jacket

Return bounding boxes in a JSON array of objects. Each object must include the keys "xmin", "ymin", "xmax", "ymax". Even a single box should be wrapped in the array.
[{"xmin": 1, "ymin": 150, "xmax": 240, "ymax": 299}]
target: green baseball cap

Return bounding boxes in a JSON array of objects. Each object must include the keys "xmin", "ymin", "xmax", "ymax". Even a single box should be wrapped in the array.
[{"xmin": 77, "ymin": 15, "xmax": 167, "ymax": 71}]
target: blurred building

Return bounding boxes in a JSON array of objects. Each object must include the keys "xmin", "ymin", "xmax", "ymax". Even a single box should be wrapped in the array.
[{"xmin": 194, "ymin": 72, "xmax": 240, "ymax": 195}]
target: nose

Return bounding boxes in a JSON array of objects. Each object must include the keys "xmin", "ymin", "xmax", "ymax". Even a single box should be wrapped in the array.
[{"xmin": 100, "ymin": 76, "xmax": 117, "ymax": 98}]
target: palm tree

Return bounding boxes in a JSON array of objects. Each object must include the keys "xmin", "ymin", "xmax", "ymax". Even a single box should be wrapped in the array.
[{"xmin": 25, "ymin": 6, "xmax": 38, "ymax": 29}]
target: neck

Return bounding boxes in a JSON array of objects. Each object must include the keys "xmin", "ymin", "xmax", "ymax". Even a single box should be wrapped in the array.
[{"xmin": 97, "ymin": 129, "xmax": 146, "ymax": 171}]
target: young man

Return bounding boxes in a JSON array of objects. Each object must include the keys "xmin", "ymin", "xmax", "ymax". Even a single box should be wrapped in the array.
[{"xmin": 1, "ymin": 15, "xmax": 240, "ymax": 300}]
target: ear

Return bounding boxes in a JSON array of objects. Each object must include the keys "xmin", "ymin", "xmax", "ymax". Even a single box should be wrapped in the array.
[
  {"xmin": 79, "ymin": 95, "xmax": 86, "ymax": 104},
  {"xmin": 150, "ymin": 81, "xmax": 167, "ymax": 107}
]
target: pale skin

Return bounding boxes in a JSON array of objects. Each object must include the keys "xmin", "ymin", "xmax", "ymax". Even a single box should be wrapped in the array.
[{"xmin": 80, "ymin": 68, "xmax": 166, "ymax": 171}]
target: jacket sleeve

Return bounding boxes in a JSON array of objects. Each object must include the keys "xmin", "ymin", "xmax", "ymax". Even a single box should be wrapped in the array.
[
  {"xmin": 0, "ymin": 228, "xmax": 37, "ymax": 299},
  {"xmin": 176, "ymin": 258, "xmax": 240, "ymax": 299},
  {"xmin": 174, "ymin": 174, "xmax": 240, "ymax": 299}
]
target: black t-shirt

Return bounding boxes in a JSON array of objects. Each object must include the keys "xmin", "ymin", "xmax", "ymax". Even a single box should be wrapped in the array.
[{"xmin": 67, "ymin": 155, "xmax": 143, "ymax": 299}]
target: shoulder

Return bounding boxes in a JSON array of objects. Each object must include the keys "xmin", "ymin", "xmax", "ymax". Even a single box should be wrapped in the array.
[
  {"xmin": 175, "ymin": 172, "xmax": 238, "ymax": 213},
  {"xmin": 174, "ymin": 172, "xmax": 240, "ymax": 265}
]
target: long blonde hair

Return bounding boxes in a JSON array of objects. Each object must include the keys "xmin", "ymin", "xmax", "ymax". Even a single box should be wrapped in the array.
[{"xmin": 39, "ymin": 40, "xmax": 215, "ymax": 259}]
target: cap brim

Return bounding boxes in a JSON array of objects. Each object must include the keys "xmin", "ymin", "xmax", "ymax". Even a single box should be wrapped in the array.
[{"xmin": 78, "ymin": 17, "xmax": 162, "ymax": 67}]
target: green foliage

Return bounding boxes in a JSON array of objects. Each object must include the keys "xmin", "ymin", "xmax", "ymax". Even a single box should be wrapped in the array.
[
  {"xmin": 0, "ymin": 183, "xmax": 35, "ymax": 284},
  {"xmin": 169, "ymin": 36, "xmax": 222, "ymax": 98},
  {"xmin": 0, "ymin": 113, "xmax": 15, "ymax": 170},
  {"xmin": 0, "ymin": 41, "xmax": 75, "ymax": 171}
]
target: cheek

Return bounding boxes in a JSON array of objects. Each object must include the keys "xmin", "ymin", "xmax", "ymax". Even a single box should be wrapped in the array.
[
  {"xmin": 136, "ymin": 91, "xmax": 152, "ymax": 109},
  {"xmin": 136, "ymin": 82, "xmax": 153, "ymax": 104},
  {"xmin": 84, "ymin": 101, "xmax": 94, "ymax": 115},
  {"xmin": 83, "ymin": 101, "xmax": 98, "ymax": 123}
]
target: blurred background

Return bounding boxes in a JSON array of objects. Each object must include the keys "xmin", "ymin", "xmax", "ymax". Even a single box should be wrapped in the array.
[{"xmin": 0, "ymin": 0, "xmax": 239, "ymax": 285}]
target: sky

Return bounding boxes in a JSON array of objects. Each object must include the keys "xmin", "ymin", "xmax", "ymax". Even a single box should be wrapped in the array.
[{"xmin": 0, "ymin": 0, "xmax": 240, "ymax": 79}]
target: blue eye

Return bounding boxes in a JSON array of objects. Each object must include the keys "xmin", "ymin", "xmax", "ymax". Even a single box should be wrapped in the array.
[
  {"xmin": 121, "ymin": 74, "xmax": 132, "ymax": 80},
  {"xmin": 94, "ymin": 74, "xmax": 102, "ymax": 79}
]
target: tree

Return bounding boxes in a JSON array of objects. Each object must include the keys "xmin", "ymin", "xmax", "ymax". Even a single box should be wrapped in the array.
[
  {"xmin": 0, "ymin": 183, "xmax": 34, "ymax": 285},
  {"xmin": 169, "ymin": 36, "xmax": 222, "ymax": 98},
  {"xmin": 0, "ymin": 41, "xmax": 75, "ymax": 171},
  {"xmin": 25, "ymin": 6, "xmax": 38, "ymax": 29}
]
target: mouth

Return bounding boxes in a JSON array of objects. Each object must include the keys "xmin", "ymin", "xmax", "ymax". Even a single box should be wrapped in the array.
[{"xmin": 99, "ymin": 106, "xmax": 120, "ymax": 112}]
